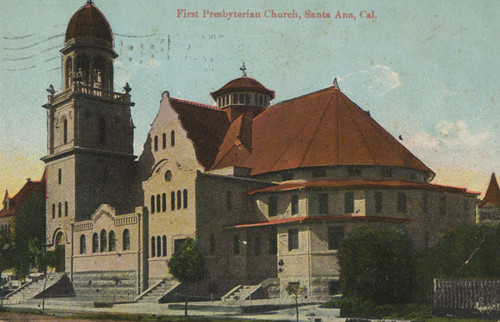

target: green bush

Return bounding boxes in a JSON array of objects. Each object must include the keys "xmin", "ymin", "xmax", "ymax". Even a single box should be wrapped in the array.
[{"xmin": 339, "ymin": 225, "xmax": 416, "ymax": 305}]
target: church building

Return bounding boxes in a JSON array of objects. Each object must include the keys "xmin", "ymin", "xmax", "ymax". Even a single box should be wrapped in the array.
[{"xmin": 41, "ymin": 1, "xmax": 479, "ymax": 301}]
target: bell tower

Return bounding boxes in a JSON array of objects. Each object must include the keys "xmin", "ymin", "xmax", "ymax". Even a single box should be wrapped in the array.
[{"xmin": 42, "ymin": 1, "xmax": 136, "ymax": 264}]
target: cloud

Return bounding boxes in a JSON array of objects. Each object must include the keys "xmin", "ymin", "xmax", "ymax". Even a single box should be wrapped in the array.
[
  {"xmin": 407, "ymin": 120, "xmax": 490, "ymax": 148},
  {"xmin": 340, "ymin": 64, "xmax": 401, "ymax": 96}
]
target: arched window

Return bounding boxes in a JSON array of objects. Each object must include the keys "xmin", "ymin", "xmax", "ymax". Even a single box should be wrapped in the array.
[
  {"xmin": 63, "ymin": 118, "xmax": 68, "ymax": 144},
  {"xmin": 151, "ymin": 195, "xmax": 155, "ymax": 214},
  {"xmin": 65, "ymin": 201, "xmax": 68, "ymax": 216},
  {"xmin": 162, "ymin": 235, "xmax": 167, "ymax": 257},
  {"xmin": 233, "ymin": 94, "xmax": 238, "ymax": 104},
  {"xmin": 177, "ymin": 190, "xmax": 181, "ymax": 210},
  {"xmin": 98, "ymin": 118, "xmax": 106, "ymax": 143},
  {"xmin": 154, "ymin": 135, "xmax": 158, "ymax": 151},
  {"xmin": 162, "ymin": 193, "xmax": 167, "ymax": 212},
  {"xmin": 52, "ymin": 204, "xmax": 55, "ymax": 219},
  {"xmin": 92, "ymin": 233, "xmax": 99, "ymax": 253},
  {"xmin": 157, "ymin": 236, "xmax": 161, "ymax": 258},
  {"xmin": 171, "ymin": 192, "xmax": 175, "ymax": 210},
  {"xmin": 156, "ymin": 194, "xmax": 161, "ymax": 213},
  {"xmin": 58, "ymin": 202, "xmax": 62, "ymax": 218},
  {"xmin": 151, "ymin": 237, "xmax": 156, "ymax": 257},
  {"xmin": 170, "ymin": 130, "xmax": 175, "ymax": 147},
  {"xmin": 245, "ymin": 93, "xmax": 250, "ymax": 104},
  {"xmin": 100, "ymin": 229, "xmax": 107, "ymax": 252},
  {"xmin": 162, "ymin": 133, "xmax": 166, "ymax": 149},
  {"xmin": 183, "ymin": 189, "xmax": 188, "ymax": 208},
  {"xmin": 109, "ymin": 230, "xmax": 116, "ymax": 251},
  {"xmin": 80, "ymin": 235, "xmax": 86, "ymax": 254},
  {"xmin": 65, "ymin": 57, "xmax": 72, "ymax": 88},
  {"xmin": 123, "ymin": 229, "xmax": 130, "ymax": 250}
]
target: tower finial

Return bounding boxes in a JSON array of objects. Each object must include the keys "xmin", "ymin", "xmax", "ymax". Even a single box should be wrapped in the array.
[
  {"xmin": 240, "ymin": 62, "xmax": 247, "ymax": 77},
  {"xmin": 333, "ymin": 77, "xmax": 339, "ymax": 89},
  {"xmin": 87, "ymin": 0, "xmax": 94, "ymax": 4}
]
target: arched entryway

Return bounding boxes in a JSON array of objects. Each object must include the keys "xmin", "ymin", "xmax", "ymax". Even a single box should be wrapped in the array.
[{"xmin": 54, "ymin": 231, "xmax": 66, "ymax": 272}]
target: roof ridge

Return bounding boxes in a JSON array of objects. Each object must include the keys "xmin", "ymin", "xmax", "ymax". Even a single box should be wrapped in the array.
[
  {"xmin": 170, "ymin": 97, "xmax": 223, "ymax": 111},
  {"xmin": 271, "ymin": 86, "xmax": 334, "ymax": 107}
]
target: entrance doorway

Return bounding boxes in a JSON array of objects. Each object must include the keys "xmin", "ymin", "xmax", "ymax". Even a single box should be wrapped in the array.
[{"xmin": 54, "ymin": 232, "xmax": 65, "ymax": 272}]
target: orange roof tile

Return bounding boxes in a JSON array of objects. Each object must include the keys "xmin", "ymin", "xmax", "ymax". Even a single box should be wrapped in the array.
[
  {"xmin": 211, "ymin": 86, "xmax": 435, "ymax": 176},
  {"xmin": 247, "ymin": 179, "xmax": 480, "ymax": 195},
  {"xmin": 479, "ymin": 173, "xmax": 500, "ymax": 208}
]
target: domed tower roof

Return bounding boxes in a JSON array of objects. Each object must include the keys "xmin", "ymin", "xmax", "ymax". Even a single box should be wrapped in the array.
[
  {"xmin": 211, "ymin": 77, "xmax": 275, "ymax": 100},
  {"xmin": 65, "ymin": 1, "xmax": 113, "ymax": 46}
]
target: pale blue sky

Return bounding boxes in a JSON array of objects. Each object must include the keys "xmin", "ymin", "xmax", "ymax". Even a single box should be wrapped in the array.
[{"xmin": 0, "ymin": 0, "xmax": 498, "ymax": 196}]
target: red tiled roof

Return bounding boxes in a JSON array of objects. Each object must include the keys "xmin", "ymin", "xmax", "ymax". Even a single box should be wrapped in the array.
[
  {"xmin": 65, "ymin": 2, "xmax": 113, "ymax": 45},
  {"xmin": 211, "ymin": 77, "xmax": 275, "ymax": 99},
  {"xmin": 211, "ymin": 86, "xmax": 435, "ymax": 176},
  {"xmin": 0, "ymin": 173, "xmax": 46, "ymax": 218},
  {"xmin": 248, "ymin": 179, "xmax": 480, "ymax": 195},
  {"xmin": 226, "ymin": 215, "xmax": 414, "ymax": 229},
  {"xmin": 479, "ymin": 173, "xmax": 500, "ymax": 208},
  {"xmin": 169, "ymin": 97, "xmax": 230, "ymax": 169}
]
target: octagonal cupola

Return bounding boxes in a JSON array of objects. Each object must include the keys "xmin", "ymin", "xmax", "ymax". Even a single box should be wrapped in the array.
[{"xmin": 211, "ymin": 64, "xmax": 274, "ymax": 120}]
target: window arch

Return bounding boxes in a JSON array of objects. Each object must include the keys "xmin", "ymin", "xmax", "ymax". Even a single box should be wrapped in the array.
[
  {"xmin": 65, "ymin": 57, "xmax": 72, "ymax": 88},
  {"xmin": 177, "ymin": 190, "xmax": 181, "ymax": 210},
  {"xmin": 58, "ymin": 202, "xmax": 62, "ymax": 218},
  {"xmin": 183, "ymin": 189, "xmax": 188, "ymax": 208},
  {"xmin": 157, "ymin": 236, "xmax": 161, "ymax": 258},
  {"xmin": 154, "ymin": 135, "xmax": 158, "ymax": 151},
  {"xmin": 151, "ymin": 195, "xmax": 155, "ymax": 214},
  {"xmin": 123, "ymin": 229, "xmax": 130, "ymax": 250},
  {"xmin": 151, "ymin": 237, "xmax": 156, "ymax": 257},
  {"xmin": 80, "ymin": 234, "xmax": 86, "ymax": 254},
  {"xmin": 52, "ymin": 204, "xmax": 55, "ymax": 219},
  {"xmin": 162, "ymin": 133, "xmax": 166, "ymax": 149},
  {"xmin": 162, "ymin": 193, "xmax": 167, "ymax": 212},
  {"xmin": 156, "ymin": 194, "xmax": 161, "ymax": 213},
  {"xmin": 109, "ymin": 230, "xmax": 116, "ymax": 251},
  {"xmin": 98, "ymin": 118, "xmax": 106, "ymax": 143},
  {"xmin": 162, "ymin": 235, "xmax": 167, "ymax": 257},
  {"xmin": 92, "ymin": 233, "xmax": 99, "ymax": 253},
  {"xmin": 100, "ymin": 229, "xmax": 107, "ymax": 252},
  {"xmin": 65, "ymin": 201, "xmax": 68, "ymax": 217},
  {"xmin": 63, "ymin": 118, "xmax": 68, "ymax": 144},
  {"xmin": 170, "ymin": 130, "xmax": 175, "ymax": 147},
  {"xmin": 171, "ymin": 192, "xmax": 175, "ymax": 210}
]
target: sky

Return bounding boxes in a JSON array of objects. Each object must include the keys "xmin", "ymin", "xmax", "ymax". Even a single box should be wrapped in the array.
[{"xmin": 0, "ymin": 0, "xmax": 498, "ymax": 197}]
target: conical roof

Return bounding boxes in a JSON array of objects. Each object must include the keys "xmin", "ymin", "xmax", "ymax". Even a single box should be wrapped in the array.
[
  {"xmin": 479, "ymin": 173, "xmax": 500, "ymax": 208},
  {"xmin": 211, "ymin": 86, "xmax": 434, "ymax": 176}
]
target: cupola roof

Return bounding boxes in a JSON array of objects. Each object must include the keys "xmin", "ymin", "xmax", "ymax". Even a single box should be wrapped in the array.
[
  {"xmin": 211, "ymin": 77, "xmax": 275, "ymax": 100},
  {"xmin": 65, "ymin": 1, "xmax": 113, "ymax": 46}
]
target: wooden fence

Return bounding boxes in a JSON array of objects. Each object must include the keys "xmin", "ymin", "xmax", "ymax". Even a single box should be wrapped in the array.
[{"xmin": 432, "ymin": 278, "xmax": 500, "ymax": 319}]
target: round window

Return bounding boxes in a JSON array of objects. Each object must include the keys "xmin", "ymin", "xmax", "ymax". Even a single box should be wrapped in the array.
[{"xmin": 165, "ymin": 170, "xmax": 172, "ymax": 181}]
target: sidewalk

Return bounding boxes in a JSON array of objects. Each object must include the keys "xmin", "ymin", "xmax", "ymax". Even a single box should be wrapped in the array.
[{"xmin": 1, "ymin": 298, "xmax": 344, "ymax": 321}]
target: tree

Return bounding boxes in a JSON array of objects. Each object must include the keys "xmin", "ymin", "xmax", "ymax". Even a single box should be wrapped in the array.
[
  {"xmin": 167, "ymin": 238, "xmax": 206, "ymax": 316},
  {"xmin": 339, "ymin": 225, "xmax": 416, "ymax": 305},
  {"xmin": 432, "ymin": 223, "xmax": 500, "ymax": 278},
  {"xmin": 12, "ymin": 192, "xmax": 46, "ymax": 277},
  {"xmin": 286, "ymin": 283, "xmax": 307, "ymax": 322},
  {"xmin": 0, "ymin": 228, "xmax": 14, "ymax": 273}
]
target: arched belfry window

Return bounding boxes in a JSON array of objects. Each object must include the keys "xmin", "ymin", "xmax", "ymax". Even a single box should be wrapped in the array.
[
  {"xmin": 76, "ymin": 55, "xmax": 90, "ymax": 84},
  {"xmin": 109, "ymin": 230, "xmax": 116, "ymax": 251},
  {"xmin": 65, "ymin": 57, "xmax": 72, "ymax": 89},
  {"xmin": 98, "ymin": 118, "xmax": 106, "ymax": 143},
  {"xmin": 94, "ymin": 56, "xmax": 106, "ymax": 89}
]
